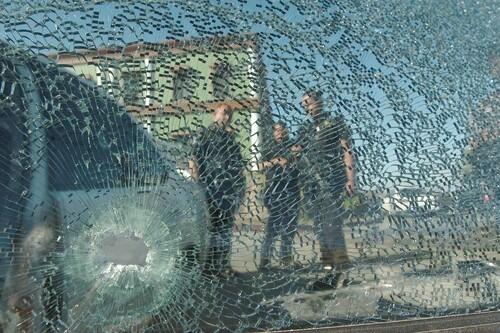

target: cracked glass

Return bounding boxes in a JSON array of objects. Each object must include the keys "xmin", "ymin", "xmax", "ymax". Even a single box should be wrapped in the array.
[{"xmin": 0, "ymin": 0, "xmax": 498, "ymax": 332}]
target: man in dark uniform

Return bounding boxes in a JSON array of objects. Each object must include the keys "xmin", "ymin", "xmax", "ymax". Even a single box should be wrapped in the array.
[
  {"xmin": 189, "ymin": 104, "xmax": 245, "ymax": 277},
  {"xmin": 258, "ymin": 121, "xmax": 301, "ymax": 270},
  {"xmin": 296, "ymin": 89, "xmax": 356, "ymax": 289}
]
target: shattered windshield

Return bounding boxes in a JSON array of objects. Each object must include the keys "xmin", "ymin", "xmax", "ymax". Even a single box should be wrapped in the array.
[{"xmin": 0, "ymin": 0, "xmax": 499, "ymax": 332}]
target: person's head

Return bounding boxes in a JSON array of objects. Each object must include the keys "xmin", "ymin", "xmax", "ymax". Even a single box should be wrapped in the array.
[
  {"xmin": 302, "ymin": 89, "xmax": 324, "ymax": 118},
  {"xmin": 272, "ymin": 121, "xmax": 288, "ymax": 143},
  {"xmin": 212, "ymin": 103, "xmax": 234, "ymax": 128}
]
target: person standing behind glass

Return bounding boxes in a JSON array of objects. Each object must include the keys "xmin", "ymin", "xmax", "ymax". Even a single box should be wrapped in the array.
[
  {"xmin": 462, "ymin": 45, "xmax": 499, "ymax": 210},
  {"xmin": 296, "ymin": 89, "xmax": 356, "ymax": 290},
  {"xmin": 189, "ymin": 104, "xmax": 246, "ymax": 278},
  {"xmin": 258, "ymin": 121, "xmax": 301, "ymax": 270}
]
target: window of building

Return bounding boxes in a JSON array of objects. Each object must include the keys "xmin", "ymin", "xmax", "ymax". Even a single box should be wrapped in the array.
[
  {"xmin": 121, "ymin": 70, "xmax": 144, "ymax": 105},
  {"xmin": 172, "ymin": 67, "xmax": 200, "ymax": 101},
  {"xmin": 212, "ymin": 61, "xmax": 233, "ymax": 100}
]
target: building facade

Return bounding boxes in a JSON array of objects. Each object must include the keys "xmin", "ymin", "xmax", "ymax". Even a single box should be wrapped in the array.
[{"xmin": 51, "ymin": 34, "xmax": 269, "ymax": 169}]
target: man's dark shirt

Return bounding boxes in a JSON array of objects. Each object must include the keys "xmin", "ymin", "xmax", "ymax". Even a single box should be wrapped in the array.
[
  {"xmin": 262, "ymin": 139, "xmax": 300, "ymax": 208},
  {"xmin": 297, "ymin": 113, "xmax": 351, "ymax": 198},
  {"xmin": 192, "ymin": 124, "xmax": 245, "ymax": 211}
]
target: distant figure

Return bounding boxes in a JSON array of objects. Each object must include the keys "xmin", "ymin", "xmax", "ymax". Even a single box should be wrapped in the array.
[
  {"xmin": 258, "ymin": 121, "xmax": 301, "ymax": 270},
  {"xmin": 462, "ymin": 46, "xmax": 499, "ymax": 209},
  {"xmin": 189, "ymin": 104, "xmax": 246, "ymax": 277},
  {"xmin": 297, "ymin": 89, "xmax": 356, "ymax": 290}
]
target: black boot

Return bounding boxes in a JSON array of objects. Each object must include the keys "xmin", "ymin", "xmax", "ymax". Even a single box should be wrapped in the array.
[
  {"xmin": 281, "ymin": 256, "xmax": 301, "ymax": 269},
  {"xmin": 309, "ymin": 272, "xmax": 342, "ymax": 291},
  {"xmin": 259, "ymin": 257, "xmax": 271, "ymax": 271}
]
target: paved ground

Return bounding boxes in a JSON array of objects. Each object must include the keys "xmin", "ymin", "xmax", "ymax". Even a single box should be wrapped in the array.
[
  {"xmin": 1, "ymin": 204, "xmax": 498, "ymax": 332},
  {"xmin": 203, "ymin": 210, "xmax": 500, "ymax": 330}
]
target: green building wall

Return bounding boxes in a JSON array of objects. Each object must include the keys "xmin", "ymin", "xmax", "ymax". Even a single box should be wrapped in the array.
[{"xmin": 66, "ymin": 44, "xmax": 260, "ymax": 162}]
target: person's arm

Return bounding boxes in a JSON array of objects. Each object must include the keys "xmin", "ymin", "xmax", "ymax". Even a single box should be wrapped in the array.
[
  {"xmin": 258, "ymin": 146, "xmax": 274, "ymax": 170},
  {"xmin": 188, "ymin": 129, "xmax": 204, "ymax": 182},
  {"xmin": 342, "ymin": 138, "xmax": 355, "ymax": 196},
  {"xmin": 259, "ymin": 157, "xmax": 291, "ymax": 169},
  {"xmin": 258, "ymin": 160, "xmax": 273, "ymax": 170},
  {"xmin": 338, "ymin": 116, "xmax": 355, "ymax": 196},
  {"xmin": 258, "ymin": 144, "xmax": 281, "ymax": 171},
  {"xmin": 188, "ymin": 158, "xmax": 199, "ymax": 181}
]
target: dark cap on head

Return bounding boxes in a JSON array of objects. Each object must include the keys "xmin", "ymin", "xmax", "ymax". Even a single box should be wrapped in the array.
[
  {"xmin": 303, "ymin": 89, "xmax": 323, "ymax": 101},
  {"xmin": 272, "ymin": 120, "xmax": 287, "ymax": 129}
]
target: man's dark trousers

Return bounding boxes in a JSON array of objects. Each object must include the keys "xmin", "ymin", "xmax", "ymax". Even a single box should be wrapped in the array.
[
  {"xmin": 260, "ymin": 201, "xmax": 299, "ymax": 267},
  {"xmin": 206, "ymin": 200, "xmax": 236, "ymax": 273}
]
